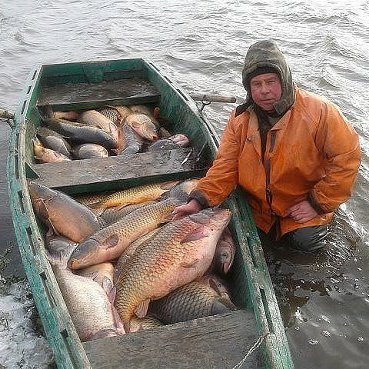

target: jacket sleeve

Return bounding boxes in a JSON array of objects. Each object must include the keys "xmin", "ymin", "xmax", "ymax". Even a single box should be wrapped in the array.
[
  {"xmin": 309, "ymin": 101, "xmax": 361, "ymax": 213},
  {"xmin": 190, "ymin": 111, "xmax": 242, "ymax": 207}
]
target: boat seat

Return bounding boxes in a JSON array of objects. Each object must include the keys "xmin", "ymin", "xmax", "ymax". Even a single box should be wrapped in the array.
[
  {"xmin": 27, "ymin": 148, "xmax": 208, "ymax": 194},
  {"xmin": 83, "ymin": 310, "xmax": 261, "ymax": 369},
  {"xmin": 37, "ymin": 76, "xmax": 161, "ymax": 111}
]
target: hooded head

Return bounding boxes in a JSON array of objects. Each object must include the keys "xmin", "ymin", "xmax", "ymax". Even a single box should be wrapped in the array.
[{"xmin": 241, "ymin": 40, "xmax": 295, "ymax": 115}]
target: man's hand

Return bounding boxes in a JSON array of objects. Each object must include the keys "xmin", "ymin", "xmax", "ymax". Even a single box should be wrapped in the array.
[
  {"xmin": 172, "ymin": 199, "xmax": 202, "ymax": 220},
  {"xmin": 286, "ymin": 200, "xmax": 318, "ymax": 223}
]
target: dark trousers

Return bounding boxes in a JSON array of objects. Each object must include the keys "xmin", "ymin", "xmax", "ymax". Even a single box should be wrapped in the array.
[{"xmin": 257, "ymin": 224, "xmax": 329, "ymax": 253}]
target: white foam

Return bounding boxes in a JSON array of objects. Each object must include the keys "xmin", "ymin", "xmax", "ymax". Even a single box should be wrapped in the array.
[{"xmin": 0, "ymin": 279, "xmax": 54, "ymax": 369}]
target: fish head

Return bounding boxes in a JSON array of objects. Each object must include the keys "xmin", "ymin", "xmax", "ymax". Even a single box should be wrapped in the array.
[
  {"xmin": 28, "ymin": 181, "xmax": 55, "ymax": 204},
  {"xmin": 67, "ymin": 238, "xmax": 102, "ymax": 270},
  {"xmin": 189, "ymin": 208, "xmax": 232, "ymax": 231},
  {"xmin": 127, "ymin": 114, "xmax": 158, "ymax": 141},
  {"xmin": 214, "ymin": 241, "xmax": 235, "ymax": 274},
  {"xmin": 214, "ymin": 228, "xmax": 236, "ymax": 274},
  {"xmin": 169, "ymin": 134, "xmax": 190, "ymax": 147}
]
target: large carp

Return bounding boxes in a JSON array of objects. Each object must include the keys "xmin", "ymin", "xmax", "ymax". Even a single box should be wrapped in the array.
[
  {"xmin": 78, "ymin": 110, "xmax": 120, "ymax": 145},
  {"xmin": 125, "ymin": 113, "xmax": 158, "ymax": 141},
  {"xmin": 68, "ymin": 197, "xmax": 185, "ymax": 270},
  {"xmin": 118, "ymin": 123, "xmax": 145, "ymax": 155},
  {"xmin": 33, "ymin": 137, "xmax": 71, "ymax": 163},
  {"xmin": 114, "ymin": 208, "xmax": 232, "ymax": 332},
  {"xmin": 44, "ymin": 117, "xmax": 118, "ymax": 150},
  {"xmin": 71, "ymin": 143, "xmax": 109, "ymax": 159},
  {"xmin": 91, "ymin": 181, "xmax": 179, "ymax": 210},
  {"xmin": 28, "ymin": 182, "xmax": 102, "ymax": 242},
  {"xmin": 53, "ymin": 266, "xmax": 124, "ymax": 341},
  {"xmin": 149, "ymin": 275, "xmax": 236, "ymax": 324},
  {"xmin": 36, "ymin": 127, "xmax": 72, "ymax": 157}
]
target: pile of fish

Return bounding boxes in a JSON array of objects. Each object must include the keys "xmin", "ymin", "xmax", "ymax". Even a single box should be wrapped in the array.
[
  {"xmin": 33, "ymin": 104, "xmax": 191, "ymax": 163},
  {"xmin": 28, "ymin": 179, "xmax": 237, "ymax": 341}
]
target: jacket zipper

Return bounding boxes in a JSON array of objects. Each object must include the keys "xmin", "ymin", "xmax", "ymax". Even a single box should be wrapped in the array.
[{"xmin": 265, "ymin": 131, "xmax": 277, "ymax": 211}]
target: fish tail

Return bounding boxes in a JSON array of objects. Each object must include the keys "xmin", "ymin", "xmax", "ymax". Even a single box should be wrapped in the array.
[{"xmin": 38, "ymin": 104, "xmax": 54, "ymax": 120}]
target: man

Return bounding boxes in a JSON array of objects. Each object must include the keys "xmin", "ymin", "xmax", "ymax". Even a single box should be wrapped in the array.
[{"xmin": 173, "ymin": 39, "xmax": 361, "ymax": 252}]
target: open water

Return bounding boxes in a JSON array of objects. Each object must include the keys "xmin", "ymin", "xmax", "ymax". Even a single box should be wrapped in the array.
[{"xmin": 0, "ymin": 0, "xmax": 368, "ymax": 368}]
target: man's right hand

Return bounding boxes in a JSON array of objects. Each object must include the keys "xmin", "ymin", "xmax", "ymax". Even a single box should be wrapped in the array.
[{"xmin": 172, "ymin": 199, "xmax": 202, "ymax": 220}]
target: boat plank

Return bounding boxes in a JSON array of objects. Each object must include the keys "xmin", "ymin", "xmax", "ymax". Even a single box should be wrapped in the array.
[
  {"xmin": 28, "ymin": 148, "xmax": 207, "ymax": 192},
  {"xmin": 83, "ymin": 310, "xmax": 261, "ymax": 369},
  {"xmin": 37, "ymin": 77, "xmax": 160, "ymax": 111}
]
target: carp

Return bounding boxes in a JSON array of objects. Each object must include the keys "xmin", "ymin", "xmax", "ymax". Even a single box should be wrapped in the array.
[
  {"xmin": 68, "ymin": 197, "xmax": 185, "ymax": 270},
  {"xmin": 129, "ymin": 105, "xmax": 160, "ymax": 128},
  {"xmin": 149, "ymin": 275, "xmax": 236, "ymax": 324},
  {"xmin": 71, "ymin": 143, "xmax": 109, "ymax": 159},
  {"xmin": 44, "ymin": 117, "xmax": 118, "ymax": 150},
  {"xmin": 114, "ymin": 207, "xmax": 232, "ymax": 332},
  {"xmin": 125, "ymin": 113, "xmax": 158, "ymax": 141},
  {"xmin": 91, "ymin": 181, "xmax": 179, "ymax": 210},
  {"xmin": 208, "ymin": 227, "xmax": 236, "ymax": 275},
  {"xmin": 28, "ymin": 182, "xmax": 102, "ymax": 243},
  {"xmin": 53, "ymin": 266, "xmax": 124, "ymax": 341},
  {"xmin": 78, "ymin": 110, "xmax": 120, "ymax": 141},
  {"xmin": 36, "ymin": 127, "xmax": 72, "ymax": 157},
  {"xmin": 118, "ymin": 123, "xmax": 145, "ymax": 155},
  {"xmin": 33, "ymin": 137, "xmax": 71, "ymax": 163}
]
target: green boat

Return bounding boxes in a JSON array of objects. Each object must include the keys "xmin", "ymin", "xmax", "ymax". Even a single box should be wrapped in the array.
[{"xmin": 6, "ymin": 58, "xmax": 294, "ymax": 369}]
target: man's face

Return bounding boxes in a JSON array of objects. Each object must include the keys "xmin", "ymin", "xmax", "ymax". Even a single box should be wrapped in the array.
[{"xmin": 250, "ymin": 72, "xmax": 282, "ymax": 112}]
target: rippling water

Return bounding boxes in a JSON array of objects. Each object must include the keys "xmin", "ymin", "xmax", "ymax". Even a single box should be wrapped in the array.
[{"xmin": 1, "ymin": 1, "xmax": 368, "ymax": 368}]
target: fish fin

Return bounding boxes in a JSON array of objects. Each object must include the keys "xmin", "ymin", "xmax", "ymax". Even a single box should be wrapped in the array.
[
  {"xmin": 45, "ymin": 250, "xmax": 64, "ymax": 267},
  {"xmin": 102, "ymin": 276, "xmax": 114, "ymax": 295},
  {"xmin": 210, "ymin": 299, "xmax": 236, "ymax": 315},
  {"xmin": 134, "ymin": 299, "xmax": 150, "ymax": 318},
  {"xmin": 180, "ymin": 227, "xmax": 209, "ymax": 243},
  {"xmin": 111, "ymin": 304, "xmax": 125, "ymax": 335},
  {"xmin": 104, "ymin": 234, "xmax": 120, "ymax": 249},
  {"xmin": 160, "ymin": 181, "xmax": 180, "ymax": 190},
  {"xmin": 108, "ymin": 286, "xmax": 116, "ymax": 304},
  {"xmin": 180, "ymin": 258, "xmax": 199, "ymax": 268}
]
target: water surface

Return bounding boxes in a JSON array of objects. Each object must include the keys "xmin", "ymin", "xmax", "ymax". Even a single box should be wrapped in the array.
[{"xmin": 0, "ymin": 1, "xmax": 368, "ymax": 368}]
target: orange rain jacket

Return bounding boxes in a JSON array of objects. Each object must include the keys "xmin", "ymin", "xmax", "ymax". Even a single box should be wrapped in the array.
[{"xmin": 191, "ymin": 87, "xmax": 361, "ymax": 237}]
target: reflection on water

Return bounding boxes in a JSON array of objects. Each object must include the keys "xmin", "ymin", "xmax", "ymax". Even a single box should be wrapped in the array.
[{"xmin": 1, "ymin": 0, "xmax": 369, "ymax": 368}]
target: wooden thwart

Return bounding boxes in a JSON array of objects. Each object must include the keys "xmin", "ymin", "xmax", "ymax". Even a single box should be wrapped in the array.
[
  {"xmin": 84, "ymin": 310, "xmax": 260, "ymax": 369},
  {"xmin": 37, "ymin": 77, "xmax": 161, "ymax": 111},
  {"xmin": 28, "ymin": 148, "xmax": 207, "ymax": 192}
]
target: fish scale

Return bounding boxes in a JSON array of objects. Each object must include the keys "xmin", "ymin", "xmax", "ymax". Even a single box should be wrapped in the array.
[{"xmin": 114, "ymin": 208, "xmax": 232, "ymax": 332}]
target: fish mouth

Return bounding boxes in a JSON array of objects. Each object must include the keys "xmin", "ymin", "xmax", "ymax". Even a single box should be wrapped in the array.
[{"xmin": 67, "ymin": 258, "xmax": 79, "ymax": 269}]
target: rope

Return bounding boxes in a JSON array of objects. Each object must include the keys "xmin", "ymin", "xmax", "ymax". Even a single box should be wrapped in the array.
[{"xmin": 231, "ymin": 333, "xmax": 268, "ymax": 369}]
